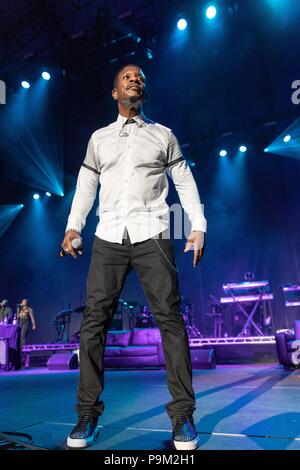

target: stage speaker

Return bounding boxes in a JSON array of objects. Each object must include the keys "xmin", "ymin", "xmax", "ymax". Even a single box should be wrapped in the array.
[
  {"xmin": 190, "ymin": 348, "xmax": 216, "ymax": 369},
  {"xmin": 47, "ymin": 352, "xmax": 79, "ymax": 371}
]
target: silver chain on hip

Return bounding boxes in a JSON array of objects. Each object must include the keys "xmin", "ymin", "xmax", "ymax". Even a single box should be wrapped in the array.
[{"xmin": 152, "ymin": 237, "xmax": 179, "ymax": 272}]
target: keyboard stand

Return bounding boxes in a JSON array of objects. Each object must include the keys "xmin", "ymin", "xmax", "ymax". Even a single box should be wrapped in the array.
[{"xmin": 229, "ymin": 291, "xmax": 264, "ymax": 336}]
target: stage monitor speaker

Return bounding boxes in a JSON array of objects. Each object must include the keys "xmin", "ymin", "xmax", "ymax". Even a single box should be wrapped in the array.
[
  {"xmin": 47, "ymin": 352, "xmax": 79, "ymax": 371},
  {"xmin": 190, "ymin": 348, "xmax": 216, "ymax": 369}
]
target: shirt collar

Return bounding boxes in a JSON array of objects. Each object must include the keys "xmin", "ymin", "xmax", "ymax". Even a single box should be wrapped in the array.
[{"xmin": 116, "ymin": 113, "xmax": 149, "ymax": 128}]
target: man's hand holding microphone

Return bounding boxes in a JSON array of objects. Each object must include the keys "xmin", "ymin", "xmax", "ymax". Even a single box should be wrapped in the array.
[{"xmin": 60, "ymin": 230, "xmax": 83, "ymax": 259}]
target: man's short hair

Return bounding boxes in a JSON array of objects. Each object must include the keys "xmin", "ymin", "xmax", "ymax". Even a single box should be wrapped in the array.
[{"xmin": 113, "ymin": 64, "xmax": 142, "ymax": 88}]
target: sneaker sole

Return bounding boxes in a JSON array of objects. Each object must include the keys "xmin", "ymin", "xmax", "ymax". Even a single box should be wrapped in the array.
[
  {"xmin": 67, "ymin": 429, "xmax": 100, "ymax": 449},
  {"xmin": 173, "ymin": 434, "xmax": 200, "ymax": 451}
]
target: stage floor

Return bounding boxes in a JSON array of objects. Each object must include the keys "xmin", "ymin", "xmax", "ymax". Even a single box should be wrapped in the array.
[{"xmin": 1, "ymin": 364, "xmax": 300, "ymax": 450}]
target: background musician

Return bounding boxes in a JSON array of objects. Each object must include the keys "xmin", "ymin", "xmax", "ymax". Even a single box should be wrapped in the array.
[
  {"xmin": 17, "ymin": 298, "xmax": 36, "ymax": 348},
  {"xmin": 0, "ymin": 299, "xmax": 13, "ymax": 324}
]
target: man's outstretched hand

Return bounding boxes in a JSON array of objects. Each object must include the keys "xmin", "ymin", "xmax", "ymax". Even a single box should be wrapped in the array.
[
  {"xmin": 184, "ymin": 231, "xmax": 205, "ymax": 268},
  {"xmin": 61, "ymin": 230, "xmax": 82, "ymax": 259}
]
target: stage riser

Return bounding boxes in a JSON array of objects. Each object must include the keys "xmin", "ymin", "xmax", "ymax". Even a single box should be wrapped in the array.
[{"xmin": 208, "ymin": 343, "xmax": 277, "ymax": 364}]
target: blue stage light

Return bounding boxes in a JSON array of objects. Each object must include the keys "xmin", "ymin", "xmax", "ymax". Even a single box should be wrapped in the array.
[
  {"xmin": 21, "ymin": 81, "xmax": 30, "ymax": 89},
  {"xmin": 219, "ymin": 149, "xmax": 227, "ymax": 157},
  {"xmin": 177, "ymin": 18, "xmax": 187, "ymax": 31},
  {"xmin": 0, "ymin": 205, "xmax": 24, "ymax": 239},
  {"xmin": 239, "ymin": 145, "xmax": 247, "ymax": 153},
  {"xmin": 33, "ymin": 193, "xmax": 40, "ymax": 200},
  {"xmin": 206, "ymin": 5, "xmax": 217, "ymax": 19},
  {"xmin": 146, "ymin": 48, "xmax": 154, "ymax": 60},
  {"xmin": 42, "ymin": 71, "xmax": 51, "ymax": 81},
  {"xmin": 283, "ymin": 134, "xmax": 291, "ymax": 143},
  {"xmin": 45, "ymin": 192, "xmax": 52, "ymax": 197},
  {"xmin": 60, "ymin": 192, "xmax": 64, "ymax": 197},
  {"xmin": 264, "ymin": 147, "xmax": 269, "ymax": 153}
]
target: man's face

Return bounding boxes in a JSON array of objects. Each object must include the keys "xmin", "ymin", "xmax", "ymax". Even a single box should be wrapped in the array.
[{"xmin": 112, "ymin": 66, "xmax": 146, "ymax": 105}]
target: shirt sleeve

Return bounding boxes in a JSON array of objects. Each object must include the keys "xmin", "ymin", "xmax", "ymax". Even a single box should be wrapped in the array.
[
  {"xmin": 165, "ymin": 131, "xmax": 207, "ymax": 233},
  {"xmin": 65, "ymin": 135, "xmax": 100, "ymax": 233}
]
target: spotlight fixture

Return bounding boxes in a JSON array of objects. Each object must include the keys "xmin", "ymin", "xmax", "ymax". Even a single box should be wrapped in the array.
[
  {"xmin": 21, "ymin": 81, "xmax": 30, "ymax": 89},
  {"xmin": 33, "ymin": 193, "xmax": 40, "ymax": 200},
  {"xmin": 283, "ymin": 135, "xmax": 291, "ymax": 143},
  {"xmin": 219, "ymin": 150, "xmax": 227, "ymax": 157},
  {"xmin": 177, "ymin": 18, "xmax": 187, "ymax": 31},
  {"xmin": 239, "ymin": 145, "xmax": 247, "ymax": 153},
  {"xmin": 146, "ymin": 48, "xmax": 154, "ymax": 60},
  {"xmin": 45, "ymin": 192, "xmax": 52, "ymax": 197},
  {"xmin": 206, "ymin": 5, "xmax": 217, "ymax": 19},
  {"xmin": 42, "ymin": 71, "xmax": 51, "ymax": 81}
]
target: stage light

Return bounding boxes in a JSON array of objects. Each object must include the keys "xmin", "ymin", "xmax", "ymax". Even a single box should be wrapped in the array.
[
  {"xmin": 239, "ymin": 145, "xmax": 247, "ymax": 153},
  {"xmin": 146, "ymin": 48, "xmax": 154, "ymax": 60},
  {"xmin": 206, "ymin": 5, "xmax": 217, "ymax": 19},
  {"xmin": 177, "ymin": 18, "xmax": 187, "ymax": 31},
  {"xmin": 60, "ymin": 192, "xmax": 64, "ymax": 197},
  {"xmin": 283, "ymin": 134, "xmax": 291, "ymax": 143},
  {"xmin": 21, "ymin": 81, "xmax": 30, "ymax": 89},
  {"xmin": 264, "ymin": 147, "xmax": 269, "ymax": 153},
  {"xmin": 45, "ymin": 192, "xmax": 52, "ymax": 197},
  {"xmin": 219, "ymin": 149, "xmax": 227, "ymax": 157},
  {"xmin": 33, "ymin": 193, "xmax": 40, "ymax": 200},
  {"xmin": 42, "ymin": 71, "xmax": 51, "ymax": 81}
]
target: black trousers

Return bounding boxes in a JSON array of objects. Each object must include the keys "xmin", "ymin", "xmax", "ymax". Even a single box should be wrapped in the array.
[
  {"xmin": 76, "ymin": 229, "xmax": 196, "ymax": 422},
  {"xmin": 19, "ymin": 318, "xmax": 29, "ymax": 349}
]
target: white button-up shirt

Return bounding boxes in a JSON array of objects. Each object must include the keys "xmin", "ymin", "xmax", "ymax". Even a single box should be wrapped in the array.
[{"xmin": 66, "ymin": 113, "xmax": 207, "ymax": 244}]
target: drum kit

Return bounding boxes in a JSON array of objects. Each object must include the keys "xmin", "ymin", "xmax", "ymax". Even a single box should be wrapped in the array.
[{"xmin": 53, "ymin": 296, "xmax": 202, "ymax": 342}]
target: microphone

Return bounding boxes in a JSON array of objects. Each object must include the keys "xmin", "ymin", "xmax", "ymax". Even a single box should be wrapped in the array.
[{"xmin": 60, "ymin": 238, "xmax": 82, "ymax": 257}]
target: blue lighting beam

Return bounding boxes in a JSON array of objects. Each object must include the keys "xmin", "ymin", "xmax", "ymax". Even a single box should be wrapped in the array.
[
  {"xmin": 265, "ymin": 117, "xmax": 300, "ymax": 159},
  {"xmin": 0, "ymin": 205, "xmax": 24, "ymax": 239},
  {"xmin": 0, "ymin": 81, "xmax": 64, "ymax": 196}
]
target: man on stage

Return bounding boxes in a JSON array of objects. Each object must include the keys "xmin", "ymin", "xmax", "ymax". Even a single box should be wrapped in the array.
[{"xmin": 61, "ymin": 64, "xmax": 207, "ymax": 450}]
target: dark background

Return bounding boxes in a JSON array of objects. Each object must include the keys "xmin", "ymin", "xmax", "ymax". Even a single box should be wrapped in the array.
[{"xmin": 0, "ymin": 0, "xmax": 299, "ymax": 343}]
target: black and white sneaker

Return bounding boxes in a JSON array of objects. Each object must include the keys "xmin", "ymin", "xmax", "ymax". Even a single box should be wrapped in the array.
[
  {"xmin": 172, "ymin": 416, "xmax": 200, "ymax": 450},
  {"xmin": 67, "ymin": 415, "xmax": 99, "ymax": 449}
]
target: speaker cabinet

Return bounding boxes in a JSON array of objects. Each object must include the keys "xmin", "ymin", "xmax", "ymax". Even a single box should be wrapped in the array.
[
  {"xmin": 47, "ymin": 352, "xmax": 79, "ymax": 370},
  {"xmin": 190, "ymin": 348, "xmax": 216, "ymax": 369}
]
